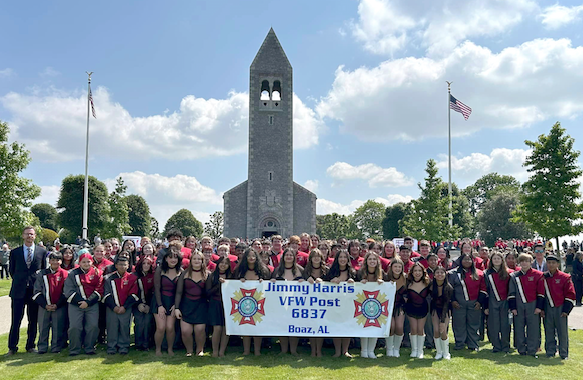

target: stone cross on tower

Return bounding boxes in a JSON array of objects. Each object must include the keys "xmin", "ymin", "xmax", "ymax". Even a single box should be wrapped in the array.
[{"xmin": 223, "ymin": 28, "xmax": 316, "ymax": 239}]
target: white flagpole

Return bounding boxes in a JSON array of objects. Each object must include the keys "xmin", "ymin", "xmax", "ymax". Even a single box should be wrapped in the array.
[
  {"xmin": 82, "ymin": 71, "xmax": 93, "ymax": 244},
  {"xmin": 446, "ymin": 81, "xmax": 453, "ymax": 230}
]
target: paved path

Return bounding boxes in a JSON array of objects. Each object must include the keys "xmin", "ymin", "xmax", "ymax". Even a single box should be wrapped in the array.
[{"xmin": 0, "ymin": 295, "xmax": 27, "ymax": 335}]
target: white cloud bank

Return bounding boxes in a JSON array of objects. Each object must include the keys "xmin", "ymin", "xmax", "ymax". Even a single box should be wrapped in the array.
[
  {"xmin": 326, "ymin": 162, "xmax": 414, "ymax": 187},
  {"xmin": 539, "ymin": 4, "xmax": 583, "ymax": 29}
]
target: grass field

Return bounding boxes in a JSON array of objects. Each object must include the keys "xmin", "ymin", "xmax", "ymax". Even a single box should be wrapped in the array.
[
  {"xmin": 0, "ymin": 280, "xmax": 11, "ymax": 297},
  {"xmin": 0, "ymin": 328, "xmax": 582, "ymax": 380}
]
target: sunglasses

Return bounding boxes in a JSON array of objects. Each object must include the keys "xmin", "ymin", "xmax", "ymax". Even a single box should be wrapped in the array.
[{"xmin": 534, "ymin": 249, "xmax": 544, "ymax": 253}]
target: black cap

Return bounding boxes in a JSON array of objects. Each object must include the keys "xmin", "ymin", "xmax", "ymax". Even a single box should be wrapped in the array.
[{"xmin": 546, "ymin": 255, "xmax": 559, "ymax": 262}]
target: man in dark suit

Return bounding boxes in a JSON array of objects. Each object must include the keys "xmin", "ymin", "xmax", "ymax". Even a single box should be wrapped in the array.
[{"xmin": 7, "ymin": 226, "xmax": 47, "ymax": 355}]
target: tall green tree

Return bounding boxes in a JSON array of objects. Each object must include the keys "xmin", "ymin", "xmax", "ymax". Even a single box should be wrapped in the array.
[
  {"xmin": 57, "ymin": 175, "xmax": 109, "ymax": 239},
  {"xmin": 204, "ymin": 211, "xmax": 224, "ymax": 240},
  {"xmin": 463, "ymin": 173, "xmax": 521, "ymax": 217},
  {"xmin": 150, "ymin": 217, "xmax": 160, "ymax": 239},
  {"xmin": 381, "ymin": 202, "xmax": 409, "ymax": 239},
  {"xmin": 317, "ymin": 213, "xmax": 354, "ymax": 240},
  {"xmin": 0, "ymin": 120, "xmax": 41, "ymax": 241},
  {"xmin": 477, "ymin": 190, "xmax": 532, "ymax": 246},
  {"xmin": 164, "ymin": 209, "xmax": 203, "ymax": 237},
  {"xmin": 352, "ymin": 200, "xmax": 385, "ymax": 240},
  {"xmin": 439, "ymin": 183, "xmax": 474, "ymax": 237},
  {"xmin": 514, "ymin": 122, "xmax": 583, "ymax": 253},
  {"xmin": 104, "ymin": 177, "xmax": 131, "ymax": 239},
  {"xmin": 31, "ymin": 203, "xmax": 59, "ymax": 231},
  {"xmin": 401, "ymin": 159, "xmax": 460, "ymax": 242},
  {"xmin": 125, "ymin": 194, "xmax": 151, "ymax": 236}
]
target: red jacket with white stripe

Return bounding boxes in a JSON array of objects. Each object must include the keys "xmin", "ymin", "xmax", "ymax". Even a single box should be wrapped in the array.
[
  {"xmin": 448, "ymin": 267, "xmax": 488, "ymax": 306},
  {"xmin": 508, "ymin": 268, "xmax": 543, "ymax": 310},
  {"xmin": 63, "ymin": 266, "xmax": 103, "ymax": 307},
  {"xmin": 484, "ymin": 268, "xmax": 513, "ymax": 303},
  {"xmin": 135, "ymin": 271, "xmax": 155, "ymax": 306},
  {"xmin": 536, "ymin": 270, "xmax": 576, "ymax": 314},
  {"xmin": 103, "ymin": 271, "xmax": 139, "ymax": 310},
  {"xmin": 32, "ymin": 267, "xmax": 69, "ymax": 309}
]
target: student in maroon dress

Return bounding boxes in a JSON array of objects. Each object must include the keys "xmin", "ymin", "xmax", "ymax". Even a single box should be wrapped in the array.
[
  {"xmin": 174, "ymin": 251, "xmax": 208, "ymax": 357},
  {"xmin": 206, "ymin": 256, "xmax": 232, "ymax": 357},
  {"xmin": 325, "ymin": 250, "xmax": 356, "ymax": 358},
  {"xmin": 385, "ymin": 258, "xmax": 406, "ymax": 357},
  {"xmin": 233, "ymin": 249, "xmax": 271, "ymax": 356},
  {"xmin": 303, "ymin": 248, "xmax": 329, "ymax": 357},
  {"xmin": 406, "ymin": 262, "xmax": 431, "ymax": 358},
  {"xmin": 430, "ymin": 266, "xmax": 453, "ymax": 360},
  {"xmin": 271, "ymin": 249, "xmax": 305, "ymax": 355},
  {"xmin": 358, "ymin": 252, "xmax": 384, "ymax": 359},
  {"xmin": 153, "ymin": 244, "xmax": 182, "ymax": 356},
  {"xmin": 133, "ymin": 256, "xmax": 155, "ymax": 351}
]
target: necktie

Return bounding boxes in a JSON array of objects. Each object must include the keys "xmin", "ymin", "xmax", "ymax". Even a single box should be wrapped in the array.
[{"xmin": 27, "ymin": 247, "xmax": 33, "ymax": 268}]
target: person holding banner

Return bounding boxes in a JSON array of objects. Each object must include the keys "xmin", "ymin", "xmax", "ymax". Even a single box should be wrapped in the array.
[
  {"xmin": 358, "ymin": 252, "xmax": 385, "ymax": 359},
  {"xmin": 152, "ymin": 243, "xmax": 183, "ymax": 356},
  {"xmin": 206, "ymin": 256, "xmax": 232, "ymax": 357},
  {"xmin": 271, "ymin": 249, "xmax": 305, "ymax": 355},
  {"xmin": 326, "ymin": 250, "xmax": 356, "ymax": 358},
  {"xmin": 430, "ymin": 266, "xmax": 453, "ymax": 360},
  {"xmin": 385, "ymin": 257, "xmax": 406, "ymax": 357},
  {"xmin": 406, "ymin": 262, "xmax": 431, "ymax": 358},
  {"xmin": 174, "ymin": 251, "xmax": 208, "ymax": 357},
  {"xmin": 303, "ymin": 248, "xmax": 329, "ymax": 357},
  {"xmin": 233, "ymin": 248, "xmax": 271, "ymax": 356}
]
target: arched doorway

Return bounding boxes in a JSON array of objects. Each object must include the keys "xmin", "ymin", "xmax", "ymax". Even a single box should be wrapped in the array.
[{"xmin": 259, "ymin": 217, "xmax": 279, "ymax": 238}]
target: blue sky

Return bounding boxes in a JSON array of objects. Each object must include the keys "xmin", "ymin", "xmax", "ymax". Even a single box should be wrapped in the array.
[{"xmin": 2, "ymin": 0, "xmax": 583, "ymax": 228}]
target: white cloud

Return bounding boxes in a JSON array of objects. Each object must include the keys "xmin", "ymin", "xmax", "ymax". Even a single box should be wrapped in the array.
[
  {"xmin": 539, "ymin": 4, "xmax": 583, "ymax": 29},
  {"xmin": 326, "ymin": 162, "xmax": 414, "ymax": 187},
  {"xmin": 33, "ymin": 185, "xmax": 60, "ymax": 207},
  {"xmin": 436, "ymin": 148, "xmax": 532, "ymax": 185},
  {"xmin": 350, "ymin": 0, "xmax": 537, "ymax": 56},
  {"xmin": 105, "ymin": 171, "xmax": 222, "ymax": 228},
  {"xmin": 317, "ymin": 38, "xmax": 583, "ymax": 143},
  {"xmin": 317, "ymin": 198, "xmax": 364, "ymax": 215},
  {"xmin": 39, "ymin": 67, "xmax": 60, "ymax": 77},
  {"xmin": 382, "ymin": 194, "xmax": 414, "ymax": 205},
  {"xmin": 0, "ymin": 68, "xmax": 14, "ymax": 78},
  {"xmin": 303, "ymin": 179, "xmax": 319, "ymax": 193},
  {"xmin": 1, "ymin": 88, "xmax": 322, "ymax": 162}
]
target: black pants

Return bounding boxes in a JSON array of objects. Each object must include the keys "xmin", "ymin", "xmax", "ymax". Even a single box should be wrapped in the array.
[
  {"xmin": 9, "ymin": 288, "xmax": 39, "ymax": 351},
  {"xmin": 0, "ymin": 265, "xmax": 9, "ymax": 279},
  {"xmin": 574, "ymin": 278, "xmax": 583, "ymax": 305}
]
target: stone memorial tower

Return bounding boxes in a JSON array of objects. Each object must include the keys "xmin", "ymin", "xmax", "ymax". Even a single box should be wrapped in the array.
[{"xmin": 223, "ymin": 28, "xmax": 316, "ymax": 238}]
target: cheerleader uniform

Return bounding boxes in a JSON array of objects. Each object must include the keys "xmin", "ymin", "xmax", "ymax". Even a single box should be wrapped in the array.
[
  {"xmin": 206, "ymin": 276, "xmax": 225, "ymax": 326},
  {"xmin": 405, "ymin": 287, "xmax": 430, "ymax": 319},
  {"xmin": 393, "ymin": 285, "xmax": 407, "ymax": 317},
  {"xmin": 175, "ymin": 278, "xmax": 208, "ymax": 325},
  {"xmin": 152, "ymin": 274, "xmax": 178, "ymax": 315}
]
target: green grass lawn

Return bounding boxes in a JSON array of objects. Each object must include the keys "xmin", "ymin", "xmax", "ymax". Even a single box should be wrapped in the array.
[
  {"xmin": 0, "ymin": 279, "xmax": 11, "ymax": 297},
  {"xmin": 0, "ymin": 329, "xmax": 582, "ymax": 380}
]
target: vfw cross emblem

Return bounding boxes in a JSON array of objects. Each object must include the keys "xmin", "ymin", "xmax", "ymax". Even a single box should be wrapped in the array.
[
  {"xmin": 230, "ymin": 288, "xmax": 266, "ymax": 325},
  {"xmin": 354, "ymin": 290, "xmax": 389, "ymax": 328}
]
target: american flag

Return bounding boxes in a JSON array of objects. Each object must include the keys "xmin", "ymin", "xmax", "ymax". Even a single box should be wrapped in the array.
[
  {"xmin": 449, "ymin": 94, "xmax": 471, "ymax": 120},
  {"xmin": 89, "ymin": 86, "xmax": 96, "ymax": 118}
]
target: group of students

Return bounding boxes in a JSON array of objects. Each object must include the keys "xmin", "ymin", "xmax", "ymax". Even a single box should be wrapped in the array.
[{"xmin": 11, "ymin": 228, "xmax": 578, "ymax": 361}]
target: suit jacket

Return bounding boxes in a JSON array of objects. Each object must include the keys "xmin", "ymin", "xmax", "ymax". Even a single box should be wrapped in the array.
[
  {"xmin": 533, "ymin": 259, "xmax": 548, "ymax": 273},
  {"xmin": 9, "ymin": 245, "xmax": 47, "ymax": 299}
]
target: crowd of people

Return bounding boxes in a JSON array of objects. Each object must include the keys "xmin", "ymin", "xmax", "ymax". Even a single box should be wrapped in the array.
[{"xmin": 4, "ymin": 226, "xmax": 581, "ymax": 362}]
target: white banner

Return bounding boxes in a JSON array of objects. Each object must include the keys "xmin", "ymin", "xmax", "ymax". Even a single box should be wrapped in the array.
[{"xmin": 222, "ymin": 280, "xmax": 395, "ymax": 337}]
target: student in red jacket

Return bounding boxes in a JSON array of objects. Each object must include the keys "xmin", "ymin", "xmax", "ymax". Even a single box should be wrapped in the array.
[
  {"xmin": 484, "ymin": 252, "xmax": 512, "ymax": 353},
  {"xmin": 32, "ymin": 251, "xmax": 69, "ymax": 354},
  {"xmin": 133, "ymin": 256, "xmax": 155, "ymax": 351},
  {"xmin": 508, "ymin": 253, "xmax": 544, "ymax": 357},
  {"xmin": 537, "ymin": 255, "xmax": 576, "ymax": 359},
  {"xmin": 103, "ymin": 256, "xmax": 139, "ymax": 355},
  {"xmin": 63, "ymin": 253, "xmax": 103, "ymax": 356},
  {"xmin": 448, "ymin": 253, "xmax": 487, "ymax": 351},
  {"xmin": 92, "ymin": 244, "xmax": 112, "ymax": 344}
]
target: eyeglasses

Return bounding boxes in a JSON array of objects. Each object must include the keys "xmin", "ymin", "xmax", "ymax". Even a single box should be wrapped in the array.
[{"xmin": 534, "ymin": 249, "xmax": 544, "ymax": 253}]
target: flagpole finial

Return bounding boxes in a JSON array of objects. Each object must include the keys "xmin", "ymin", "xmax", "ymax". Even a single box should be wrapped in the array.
[
  {"xmin": 446, "ymin": 81, "xmax": 452, "ymax": 92},
  {"xmin": 86, "ymin": 71, "xmax": 93, "ymax": 82}
]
